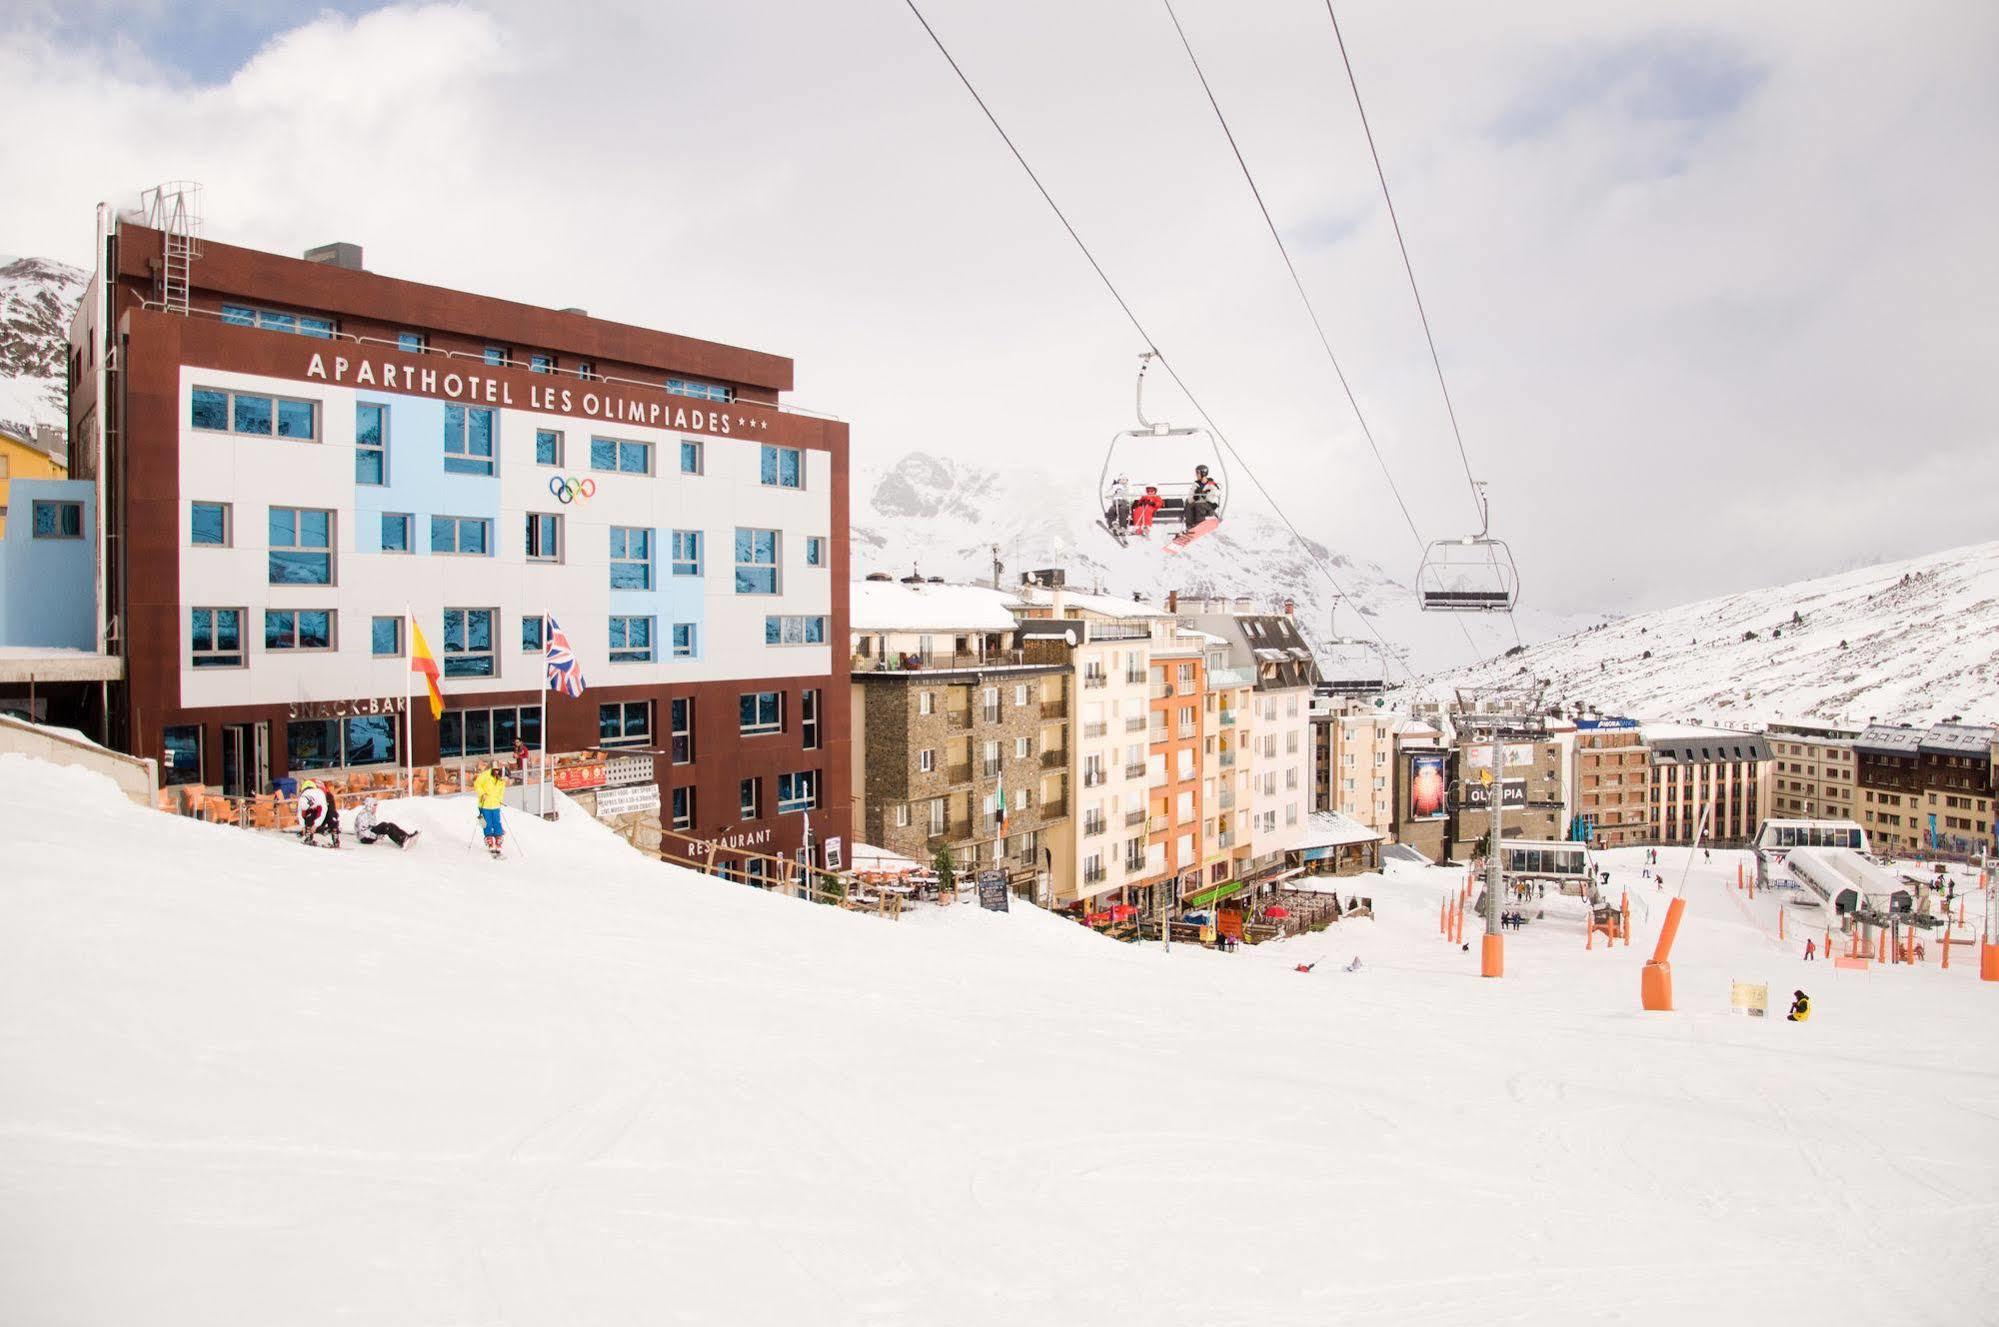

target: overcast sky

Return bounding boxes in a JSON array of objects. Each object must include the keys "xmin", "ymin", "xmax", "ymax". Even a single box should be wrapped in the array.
[{"xmin": 4, "ymin": 0, "xmax": 1994, "ymax": 616}]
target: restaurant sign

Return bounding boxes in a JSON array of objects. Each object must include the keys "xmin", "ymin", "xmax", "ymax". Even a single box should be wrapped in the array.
[
  {"xmin": 288, "ymin": 695, "xmax": 406, "ymax": 720},
  {"xmin": 977, "ymin": 870, "xmax": 1010, "ymax": 913},
  {"xmin": 553, "ymin": 762, "xmax": 607, "ymax": 791}
]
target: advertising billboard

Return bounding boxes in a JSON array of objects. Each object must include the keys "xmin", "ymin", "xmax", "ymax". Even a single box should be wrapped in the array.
[
  {"xmin": 1465, "ymin": 742, "xmax": 1535, "ymax": 770},
  {"xmin": 1408, "ymin": 753, "xmax": 1448, "ymax": 820}
]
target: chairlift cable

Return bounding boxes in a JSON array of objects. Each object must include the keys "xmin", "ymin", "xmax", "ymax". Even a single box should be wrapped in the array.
[
  {"xmin": 900, "ymin": 0, "xmax": 1416, "ymax": 680},
  {"xmin": 1161, "ymin": 0, "xmax": 1488, "ymax": 659}
]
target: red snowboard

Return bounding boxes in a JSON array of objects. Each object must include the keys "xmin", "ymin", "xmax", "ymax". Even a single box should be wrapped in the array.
[{"xmin": 1165, "ymin": 517, "xmax": 1220, "ymax": 551}]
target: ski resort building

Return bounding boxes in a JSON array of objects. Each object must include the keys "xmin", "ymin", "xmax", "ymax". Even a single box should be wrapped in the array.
[
  {"xmin": 1644, "ymin": 725, "xmax": 1772, "ymax": 846},
  {"xmin": 1312, "ymin": 697, "xmax": 1399, "ymax": 838},
  {"xmin": 62, "ymin": 206, "xmax": 850, "ymax": 868},
  {"xmin": 1765, "ymin": 720, "xmax": 1862, "ymax": 824},
  {"xmin": 1853, "ymin": 721, "xmax": 1995, "ymax": 856},
  {"xmin": 1572, "ymin": 718, "xmax": 1651, "ymax": 848},
  {"xmin": 848, "ymin": 578, "xmax": 1069, "ymax": 890}
]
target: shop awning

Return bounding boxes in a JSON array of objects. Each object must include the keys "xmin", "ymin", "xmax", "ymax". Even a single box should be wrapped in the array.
[{"xmin": 1184, "ymin": 878, "xmax": 1250, "ymax": 910}]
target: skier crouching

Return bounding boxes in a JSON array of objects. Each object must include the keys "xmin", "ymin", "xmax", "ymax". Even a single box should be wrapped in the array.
[
  {"xmin": 297, "ymin": 780, "xmax": 337, "ymax": 848},
  {"xmin": 1787, "ymin": 989, "xmax": 1811, "ymax": 1022}
]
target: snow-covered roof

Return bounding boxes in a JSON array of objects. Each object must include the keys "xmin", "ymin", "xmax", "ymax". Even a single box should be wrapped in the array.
[
  {"xmin": 1643, "ymin": 723, "xmax": 1759, "ymax": 741},
  {"xmin": 1919, "ymin": 723, "xmax": 1995, "ymax": 755},
  {"xmin": 1293, "ymin": 812, "xmax": 1383, "ymax": 851},
  {"xmin": 1018, "ymin": 584, "xmax": 1170, "ymax": 620},
  {"xmin": 850, "ymin": 580, "xmax": 1022, "ymax": 632},
  {"xmin": 1855, "ymin": 723, "xmax": 1923, "ymax": 755}
]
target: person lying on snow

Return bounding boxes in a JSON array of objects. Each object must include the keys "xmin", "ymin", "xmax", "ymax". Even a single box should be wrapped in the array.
[{"xmin": 355, "ymin": 798, "xmax": 419, "ymax": 849}]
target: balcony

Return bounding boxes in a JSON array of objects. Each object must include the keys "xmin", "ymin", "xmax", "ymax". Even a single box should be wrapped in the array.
[
  {"xmin": 1087, "ymin": 622, "xmax": 1151, "ymax": 642},
  {"xmin": 1177, "ymin": 723, "xmax": 1198, "ymax": 740},
  {"xmin": 1123, "ymin": 855, "xmax": 1147, "ymax": 873},
  {"xmin": 1083, "ymin": 769, "xmax": 1108, "ymax": 788},
  {"xmin": 946, "ymin": 764, "xmax": 971, "ymax": 785},
  {"xmin": 1150, "ymin": 681, "xmax": 1173, "ymax": 700},
  {"xmin": 946, "ymin": 711, "xmax": 972, "ymax": 731},
  {"xmin": 856, "ymin": 648, "xmax": 1038, "ymax": 674},
  {"xmin": 1124, "ymin": 716, "xmax": 1149, "ymax": 733},
  {"xmin": 1217, "ymin": 831, "xmax": 1235, "ymax": 849},
  {"xmin": 1040, "ymin": 700, "xmax": 1068, "ymax": 720},
  {"xmin": 1124, "ymin": 670, "xmax": 1147, "ymax": 685},
  {"xmin": 1083, "ymin": 722, "xmax": 1109, "ymax": 739},
  {"xmin": 1083, "ymin": 865, "xmax": 1108, "ymax": 886},
  {"xmin": 927, "ymin": 820, "xmax": 971, "ymax": 842},
  {"xmin": 1219, "ymin": 751, "xmax": 1236, "ymax": 768},
  {"xmin": 1040, "ymin": 749, "xmax": 1068, "ymax": 769},
  {"xmin": 1083, "ymin": 673, "xmax": 1108, "ymax": 690},
  {"xmin": 1125, "ymin": 763, "xmax": 1147, "ymax": 780},
  {"xmin": 1125, "ymin": 808, "xmax": 1148, "ymax": 828},
  {"xmin": 1218, "ymin": 711, "xmax": 1236, "ymax": 727},
  {"xmin": 1083, "ymin": 816, "xmax": 1107, "ymax": 837},
  {"xmin": 1218, "ymin": 789, "xmax": 1236, "ymax": 810},
  {"xmin": 1208, "ymin": 666, "xmax": 1256, "ymax": 689}
]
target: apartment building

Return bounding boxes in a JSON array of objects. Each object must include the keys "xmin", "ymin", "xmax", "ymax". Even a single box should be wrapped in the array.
[
  {"xmin": 849, "ymin": 578, "xmax": 1068, "ymax": 887},
  {"xmin": 1572, "ymin": 718, "xmax": 1652, "ymax": 847},
  {"xmin": 1854, "ymin": 721, "xmax": 1995, "ymax": 856},
  {"xmin": 1202, "ymin": 636, "xmax": 1257, "ymax": 887},
  {"xmin": 1392, "ymin": 717, "xmax": 1449, "ymax": 861},
  {"xmin": 1313, "ymin": 693, "xmax": 1398, "ymax": 835},
  {"xmin": 65, "ymin": 207, "xmax": 848, "ymax": 866},
  {"xmin": 1764, "ymin": 720, "xmax": 1861, "ymax": 823},
  {"xmin": 1014, "ymin": 580, "xmax": 1166, "ymax": 907},
  {"xmin": 1646, "ymin": 725, "xmax": 1772, "ymax": 845},
  {"xmin": 1177, "ymin": 601, "xmax": 1320, "ymax": 883}
]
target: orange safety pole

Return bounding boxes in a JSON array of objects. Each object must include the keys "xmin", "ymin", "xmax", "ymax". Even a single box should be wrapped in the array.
[
  {"xmin": 1642, "ymin": 897, "xmax": 1686, "ymax": 1011},
  {"xmin": 1779, "ymin": 907, "xmax": 1786, "ymax": 941},
  {"xmin": 1737, "ymin": 861, "xmax": 1744, "ymax": 890},
  {"xmin": 1942, "ymin": 927, "xmax": 1951, "ymax": 970},
  {"xmin": 1621, "ymin": 891, "xmax": 1631, "ymax": 946},
  {"xmin": 1877, "ymin": 928, "xmax": 1887, "ymax": 963},
  {"xmin": 1958, "ymin": 899, "xmax": 1967, "ymax": 926}
]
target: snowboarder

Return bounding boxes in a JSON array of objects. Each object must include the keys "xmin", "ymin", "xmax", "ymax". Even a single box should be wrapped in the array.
[
  {"xmin": 355, "ymin": 798, "xmax": 419, "ymax": 849},
  {"xmin": 1344, "ymin": 955, "xmax": 1363, "ymax": 973},
  {"xmin": 1295, "ymin": 962, "xmax": 1316, "ymax": 974},
  {"xmin": 473, "ymin": 763, "xmax": 508, "ymax": 858},
  {"xmin": 297, "ymin": 780, "xmax": 332, "ymax": 847},
  {"xmin": 1130, "ymin": 485, "xmax": 1163, "ymax": 536},
  {"xmin": 1787, "ymin": 989, "xmax": 1811, "ymax": 1022},
  {"xmin": 1185, "ymin": 464, "xmax": 1220, "ymax": 530},
  {"xmin": 1804, "ymin": 937, "xmax": 1816, "ymax": 961}
]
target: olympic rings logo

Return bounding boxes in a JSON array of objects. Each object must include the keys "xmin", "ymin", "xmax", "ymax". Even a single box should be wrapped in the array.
[{"xmin": 548, "ymin": 475, "xmax": 597, "ymax": 504}]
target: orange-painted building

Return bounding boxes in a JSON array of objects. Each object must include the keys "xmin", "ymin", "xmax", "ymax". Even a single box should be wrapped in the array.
[{"xmin": 1145, "ymin": 630, "xmax": 1207, "ymax": 909}]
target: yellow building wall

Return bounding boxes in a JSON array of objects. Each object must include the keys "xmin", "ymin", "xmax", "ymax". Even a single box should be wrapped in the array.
[{"xmin": 0, "ymin": 432, "xmax": 69, "ymax": 537}]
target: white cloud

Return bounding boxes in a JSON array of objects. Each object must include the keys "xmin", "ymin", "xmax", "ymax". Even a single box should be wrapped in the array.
[{"xmin": 1, "ymin": 0, "xmax": 1993, "ymax": 618}]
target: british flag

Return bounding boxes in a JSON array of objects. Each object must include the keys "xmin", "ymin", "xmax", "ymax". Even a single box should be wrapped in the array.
[{"xmin": 544, "ymin": 615, "xmax": 587, "ymax": 698}]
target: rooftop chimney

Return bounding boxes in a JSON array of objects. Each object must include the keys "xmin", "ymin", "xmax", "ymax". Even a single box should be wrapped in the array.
[
  {"xmin": 303, "ymin": 242, "xmax": 364, "ymax": 271},
  {"xmin": 559, "ymin": 306, "xmax": 588, "ymax": 316},
  {"xmin": 1166, "ymin": 590, "xmax": 1179, "ymax": 613},
  {"xmin": 1282, "ymin": 597, "xmax": 1295, "ymax": 616}
]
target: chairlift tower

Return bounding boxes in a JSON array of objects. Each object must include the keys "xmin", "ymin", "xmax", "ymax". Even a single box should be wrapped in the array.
[
  {"xmin": 140, "ymin": 181, "xmax": 204, "ymax": 315},
  {"xmin": 1449, "ymin": 684, "xmax": 1550, "ymax": 978}
]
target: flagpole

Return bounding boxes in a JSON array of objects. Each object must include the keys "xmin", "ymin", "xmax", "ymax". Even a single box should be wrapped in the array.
[
  {"xmin": 541, "ymin": 612, "xmax": 550, "ymax": 818},
  {"xmin": 404, "ymin": 601, "xmax": 413, "ymax": 799}
]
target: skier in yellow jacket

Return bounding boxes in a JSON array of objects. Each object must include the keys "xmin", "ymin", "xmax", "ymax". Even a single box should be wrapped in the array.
[{"xmin": 472, "ymin": 763, "xmax": 508, "ymax": 858}]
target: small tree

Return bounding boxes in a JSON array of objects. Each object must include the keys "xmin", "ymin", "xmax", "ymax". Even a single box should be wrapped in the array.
[{"xmin": 934, "ymin": 844, "xmax": 958, "ymax": 894}]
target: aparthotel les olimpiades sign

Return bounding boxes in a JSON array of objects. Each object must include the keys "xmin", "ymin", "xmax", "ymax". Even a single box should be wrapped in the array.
[{"xmin": 302, "ymin": 352, "xmax": 772, "ymax": 435}]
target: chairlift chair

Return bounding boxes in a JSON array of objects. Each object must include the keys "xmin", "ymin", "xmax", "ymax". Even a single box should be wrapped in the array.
[
  {"xmin": 1098, "ymin": 353, "xmax": 1228, "ymax": 545},
  {"xmin": 1417, "ymin": 483, "xmax": 1519, "ymax": 612}
]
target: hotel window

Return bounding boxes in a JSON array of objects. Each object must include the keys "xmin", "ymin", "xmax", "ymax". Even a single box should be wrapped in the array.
[
  {"xmin": 1013, "ymin": 684, "xmax": 1029, "ymax": 707},
  {"xmin": 355, "ymin": 402, "xmax": 387, "ymax": 484},
  {"xmin": 929, "ymin": 799, "xmax": 947, "ymax": 835},
  {"xmin": 671, "ymin": 530, "xmax": 702, "ymax": 576},
  {"xmin": 371, "ymin": 615, "xmax": 403, "ymax": 658},
  {"xmin": 397, "ymin": 331, "xmax": 426, "ymax": 353},
  {"xmin": 443, "ymin": 405, "xmax": 496, "ymax": 475},
  {"xmin": 440, "ymin": 706, "xmax": 542, "ymax": 758},
  {"xmin": 671, "ymin": 785, "xmax": 694, "ymax": 831},
  {"xmin": 483, "ymin": 346, "xmax": 509, "ymax": 366},
  {"xmin": 801, "ymin": 689, "xmax": 821, "ymax": 750},
  {"xmin": 525, "ymin": 512, "xmax": 561, "ymax": 562},
  {"xmin": 30, "ymin": 500, "xmax": 82, "ymax": 538},
  {"xmin": 535, "ymin": 429, "xmax": 563, "ymax": 466},
  {"xmin": 609, "ymin": 526, "xmax": 653, "ymax": 589},
  {"xmin": 1015, "ymin": 736, "xmax": 1031, "ymax": 759},
  {"xmin": 529, "ymin": 353, "xmax": 554, "ymax": 374},
  {"xmin": 919, "ymin": 748, "xmax": 935, "ymax": 773},
  {"xmin": 221, "ymin": 304, "xmax": 333, "ymax": 338},
  {"xmin": 919, "ymin": 692, "xmax": 934, "ymax": 716},
  {"xmin": 380, "ymin": 512, "xmax": 412, "ymax": 553},
  {"xmin": 599, "ymin": 700, "xmax": 653, "ymax": 750},
  {"xmin": 894, "ymin": 803, "xmax": 910, "ymax": 828},
  {"xmin": 672, "ymin": 623, "xmax": 697, "ymax": 659},
  {"xmin": 442, "ymin": 608, "xmax": 496, "ymax": 677},
  {"xmin": 805, "ymin": 536, "xmax": 827, "ymax": 567},
  {"xmin": 759, "ymin": 444, "xmax": 803, "ymax": 488},
  {"xmin": 778, "ymin": 771, "xmax": 818, "ymax": 814},
  {"xmin": 764, "ymin": 615, "xmax": 827, "ymax": 645},
  {"xmin": 522, "ymin": 616, "xmax": 545, "ymax": 651},
  {"xmin": 287, "ymin": 714, "xmax": 399, "ymax": 772},
  {"xmin": 269, "ymin": 507, "xmax": 334, "ymax": 584},
  {"xmin": 667, "ymin": 378, "xmax": 734, "ymax": 403},
  {"xmin": 671, "ymin": 697, "xmax": 693, "ymax": 763},
  {"xmin": 191, "ymin": 387, "xmax": 317, "ymax": 441},
  {"xmin": 431, "ymin": 515, "xmax": 492, "ymax": 556},
  {"xmin": 265, "ymin": 608, "xmax": 334, "ymax": 651},
  {"xmin": 735, "ymin": 528, "xmax": 779, "ymax": 594},
  {"xmin": 740, "ymin": 777, "xmax": 762, "ymax": 820},
  {"xmin": 590, "ymin": 436, "xmax": 651, "ymax": 474},
  {"xmin": 162, "ymin": 725, "xmax": 202, "ymax": 786},
  {"xmin": 679, "ymin": 439, "xmax": 703, "ymax": 474},
  {"xmin": 608, "ymin": 615, "xmax": 654, "ymax": 663},
  {"xmin": 190, "ymin": 607, "xmax": 244, "ymax": 668},
  {"xmin": 740, "ymin": 691, "xmax": 783, "ymax": 736},
  {"xmin": 576, "ymin": 361, "xmax": 595, "ymax": 381},
  {"xmin": 190, "ymin": 501, "xmax": 230, "ymax": 546}
]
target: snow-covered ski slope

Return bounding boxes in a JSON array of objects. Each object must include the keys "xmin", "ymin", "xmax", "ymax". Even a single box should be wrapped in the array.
[
  {"xmin": 1433, "ymin": 539, "xmax": 1999, "ymax": 726},
  {"xmin": 4, "ymin": 752, "xmax": 1998, "ymax": 1325}
]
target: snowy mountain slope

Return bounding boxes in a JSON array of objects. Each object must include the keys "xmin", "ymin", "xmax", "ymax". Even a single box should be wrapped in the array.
[
  {"xmin": 853, "ymin": 451, "xmax": 1584, "ymax": 674},
  {"xmin": 0, "ymin": 256, "xmax": 86, "ymax": 444},
  {"xmin": 6, "ymin": 754, "xmax": 1999, "ymax": 1323},
  {"xmin": 1431, "ymin": 539, "xmax": 1999, "ymax": 726}
]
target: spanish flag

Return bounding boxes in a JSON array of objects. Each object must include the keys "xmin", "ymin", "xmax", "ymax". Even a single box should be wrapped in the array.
[{"xmin": 410, "ymin": 619, "xmax": 444, "ymax": 720}]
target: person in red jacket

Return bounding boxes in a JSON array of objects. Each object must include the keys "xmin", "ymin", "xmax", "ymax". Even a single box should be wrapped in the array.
[{"xmin": 1130, "ymin": 485, "xmax": 1163, "ymax": 536}]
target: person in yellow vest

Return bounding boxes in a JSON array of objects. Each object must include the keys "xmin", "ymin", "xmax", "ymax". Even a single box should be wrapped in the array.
[
  {"xmin": 472, "ymin": 763, "xmax": 508, "ymax": 859},
  {"xmin": 1787, "ymin": 989, "xmax": 1810, "ymax": 1022}
]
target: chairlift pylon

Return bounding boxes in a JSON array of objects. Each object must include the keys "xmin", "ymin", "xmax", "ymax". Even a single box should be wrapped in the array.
[
  {"xmin": 1417, "ymin": 482, "xmax": 1519, "ymax": 612},
  {"xmin": 1098, "ymin": 353, "xmax": 1228, "ymax": 549}
]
